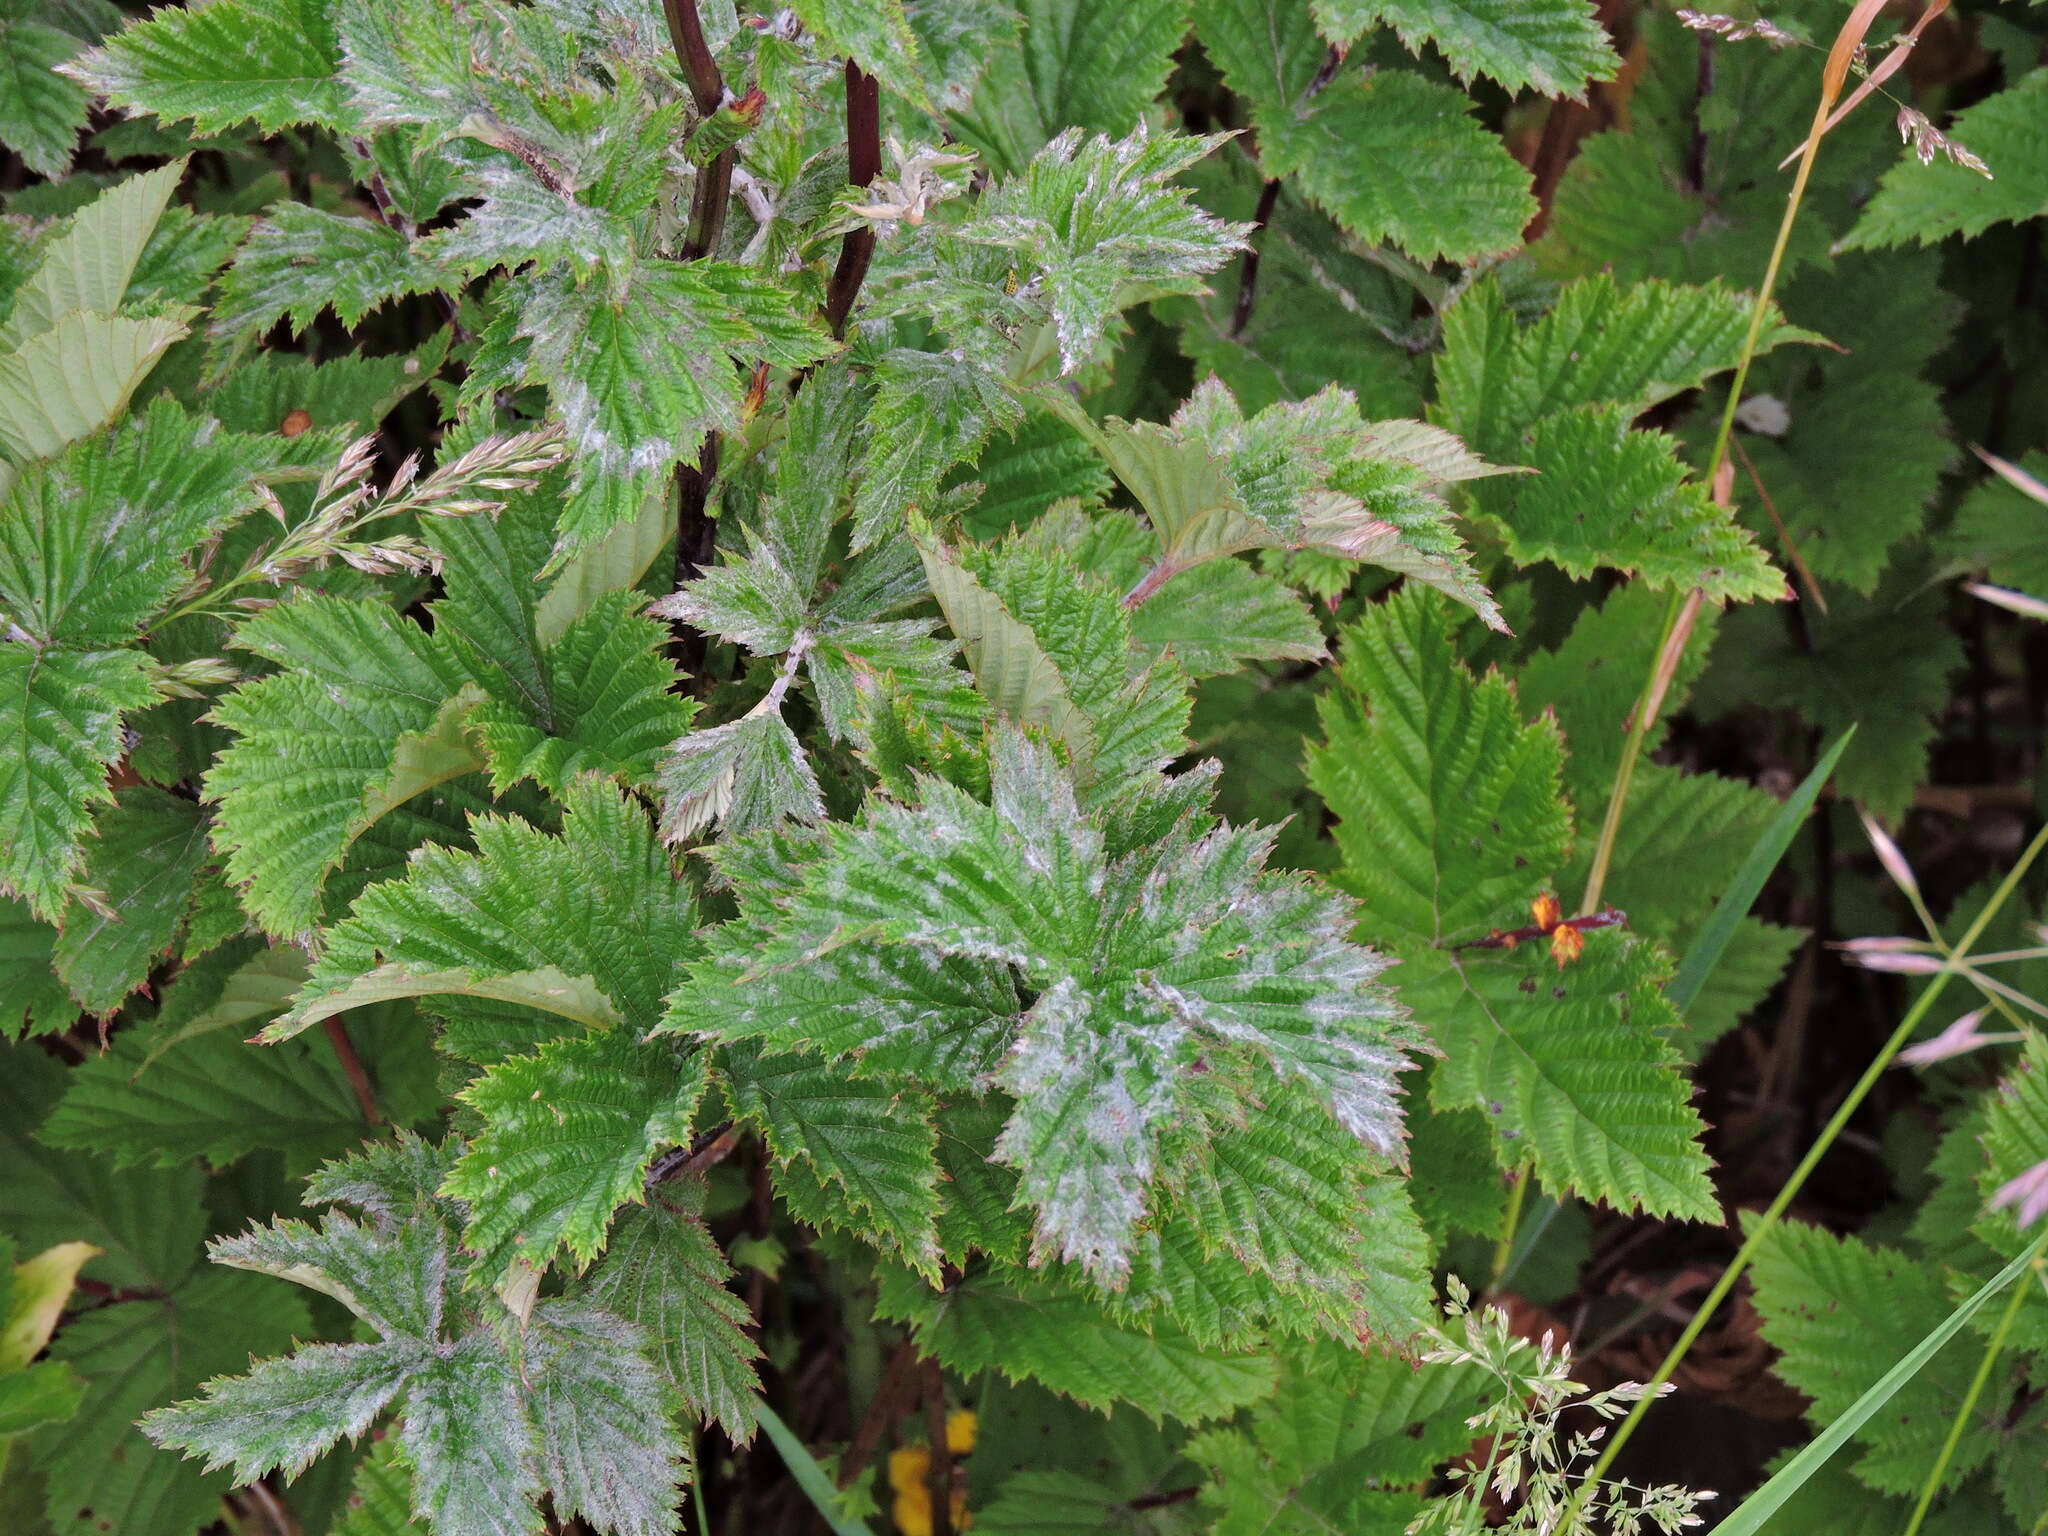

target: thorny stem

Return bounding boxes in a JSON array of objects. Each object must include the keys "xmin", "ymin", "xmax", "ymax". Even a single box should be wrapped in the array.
[
  {"xmin": 1902, "ymin": 1227, "xmax": 2048, "ymax": 1536},
  {"xmin": 321, "ymin": 1018, "xmax": 381, "ymax": 1126},
  {"xmin": 1578, "ymin": 0, "xmax": 1889, "ymax": 915},
  {"xmin": 1561, "ymin": 816, "xmax": 2048, "ymax": 1523},
  {"xmin": 824, "ymin": 62, "xmax": 882, "ymax": 338}
]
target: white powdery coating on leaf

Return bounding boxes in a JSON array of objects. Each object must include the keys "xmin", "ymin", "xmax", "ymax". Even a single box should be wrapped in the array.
[{"xmin": 995, "ymin": 977, "xmax": 1187, "ymax": 1285}]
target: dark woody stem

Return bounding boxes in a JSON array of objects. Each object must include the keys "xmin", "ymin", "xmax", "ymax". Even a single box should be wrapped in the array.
[{"xmin": 824, "ymin": 62, "xmax": 883, "ymax": 338}]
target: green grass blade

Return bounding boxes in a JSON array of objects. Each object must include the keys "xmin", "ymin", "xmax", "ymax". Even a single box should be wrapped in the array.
[
  {"xmin": 755, "ymin": 1402, "xmax": 876, "ymax": 1536},
  {"xmin": 1713, "ymin": 1239, "xmax": 2039, "ymax": 1536},
  {"xmin": 1668, "ymin": 727, "xmax": 1854, "ymax": 1015}
]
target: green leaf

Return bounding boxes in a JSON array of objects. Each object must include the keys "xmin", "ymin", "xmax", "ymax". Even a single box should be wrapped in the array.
[
  {"xmin": 1694, "ymin": 565, "xmax": 1963, "ymax": 822},
  {"xmin": 0, "ymin": 19, "xmax": 91, "ymax": 180},
  {"xmin": 0, "ymin": 898, "xmax": 77, "ymax": 1038},
  {"xmin": 1199, "ymin": 2, "xmax": 1534, "ymax": 261},
  {"xmin": 63, "ymin": 0, "xmax": 347, "ymax": 135},
  {"xmin": 949, "ymin": 0, "xmax": 1191, "ymax": 174},
  {"xmin": 1418, "ymin": 936, "xmax": 1719, "ymax": 1221},
  {"xmin": 1748, "ymin": 1217, "xmax": 2009, "ymax": 1496},
  {"xmin": 1729, "ymin": 250, "xmax": 1960, "ymax": 592},
  {"xmin": 584, "ymin": 1204, "xmax": 762, "ymax": 1441},
  {"xmin": 1436, "ymin": 276, "xmax": 1794, "ymax": 599},
  {"xmin": 286, "ymin": 777, "xmax": 698, "ymax": 1050},
  {"xmin": 876, "ymin": 1265, "xmax": 1279, "ymax": 1422},
  {"xmin": 211, "ymin": 203, "xmax": 455, "ymax": 350},
  {"xmin": 42, "ymin": 1272, "xmax": 308, "ymax": 1536},
  {"xmin": 1310, "ymin": 589, "xmax": 1716, "ymax": 1218},
  {"xmin": 0, "ymin": 1044, "xmax": 205, "ymax": 1293},
  {"xmin": 0, "ymin": 396, "xmax": 275, "ymax": 647},
  {"xmin": 855, "ymin": 349, "xmax": 1020, "ymax": 549},
  {"xmin": 0, "ymin": 1360, "xmax": 84, "ymax": 1438},
  {"xmin": 722, "ymin": 1045, "xmax": 945, "ymax": 1270},
  {"xmin": 1314, "ymin": 0, "xmax": 1618, "ymax": 97},
  {"xmin": 1839, "ymin": 72, "xmax": 2048, "ymax": 251},
  {"xmin": 394, "ymin": 1333, "xmax": 543, "ymax": 1536},
  {"xmin": 524, "ymin": 1301, "xmax": 688, "ymax": 1536},
  {"xmin": 471, "ymin": 262, "xmax": 835, "ymax": 548},
  {"xmin": 1945, "ymin": 449, "xmax": 2048, "ymax": 598},
  {"xmin": 0, "ymin": 160, "xmax": 184, "ymax": 350},
  {"xmin": 658, "ymin": 708, "xmax": 824, "ymax": 844},
  {"xmin": 1184, "ymin": 1338, "xmax": 1491, "ymax": 1533},
  {"xmin": 50, "ymin": 787, "xmax": 211, "ymax": 1014},
  {"xmin": 1308, "ymin": 588, "xmax": 1569, "ymax": 950},
  {"xmin": 790, "ymin": 0, "xmax": 932, "ymax": 110},
  {"xmin": 206, "ymin": 598, "xmax": 477, "ymax": 936},
  {"xmin": 138, "ymin": 1341, "xmax": 414, "ymax": 1484},
  {"xmin": 1128, "ymin": 556, "xmax": 1325, "ymax": 678},
  {"xmin": 444, "ymin": 1032, "xmax": 709, "ymax": 1285},
  {"xmin": 1063, "ymin": 381, "xmax": 1505, "ymax": 627},
  {"xmin": 1158, "ymin": 155, "xmax": 1430, "ymax": 423},
  {"xmin": 965, "ymin": 127, "xmax": 1248, "ymax": 374},
  {"xmin": 673, "ymin": 727, "xmax": 1416, "ymax": 1283},
  {"xmin": 36, "ymin": 1021, "xmax": 382, "ymax": 1170},
  {"xmin": 470, "ymin": 591, "xmax": 694, "ymax": 796},
  {"xmin": 0, "ymin": 646, "xmax": 158, "ymax": 921},
  {"xmin": 331, "ymin": 1439, "xmax": 426, "ymax": 1536}
]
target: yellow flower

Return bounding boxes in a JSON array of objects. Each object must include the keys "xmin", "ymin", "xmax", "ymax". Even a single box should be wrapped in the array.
[
  {"xmin": 945, "ymin": 1409, "xmax": 978, "ymax": 1455},
  {"xmin": 887, "ymin": 1443, "xmax": 973, "ymax": 1534}
]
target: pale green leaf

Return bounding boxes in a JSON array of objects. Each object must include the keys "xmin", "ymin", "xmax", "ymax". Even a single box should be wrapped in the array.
[
  {"xmin": 0, "ymin": 309, "xmax": 190, "ymax": 461},
  {"xmin": 0, "ymin": 160, "xmax": 184, "ymax": 350}
]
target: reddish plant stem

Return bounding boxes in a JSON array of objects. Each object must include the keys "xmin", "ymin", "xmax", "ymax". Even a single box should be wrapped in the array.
[
  {"xmin": 662, "ymin": 0, "xmax": 733, "ymax": 259},
  {"xmin": 1458, "ymin": 907, "xmax": 1628, "ymax": 952},
  {"xmin": 321, "ymin": 1018, "xmax": 381, "ymax": 1125},
  {"xmin": 837, "ymin": 1338, "xmax": 922, "ymax": 1489},
  {"xmin": 644, "ymin": 1121, "xmax": 740, "ymax": 1193},
  {"xmin": 824, "ymin": 62, "xmax": 882, "ymax": 338},
  {"xmin": 1227, "ymin": 177, "xmax": 1283, "ymax": 338},
  {"xmin": 657, "ymin": 0, "xmax": 737, "ymax": 682}
]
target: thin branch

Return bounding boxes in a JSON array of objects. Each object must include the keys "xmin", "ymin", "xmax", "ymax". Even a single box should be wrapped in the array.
[
  {"xmin": 1226, "ymin": 177, "xmax": 1283, "ymax": 338},
  {"xmin": 837, "ymin": 1339, "xmax": 922, "ymax": 1489},
  {"xmin": 824, "ymin": 62, "xmax": 882, "ymax": 338},
  {"xmin": 1304, "ymin": 43, "xmax": 1347, "ymax": 100},
  {"xmin": 321, "ymin": 1018, "xmax": 381, "ymax": 1126},
  {"xmin": 644, "ymin": 1121, "xmax": 740, "ymax": 1193},
  {"xmin": 349, "ymin": 136, "xmax": 465, "ymax": 335},
  {"xmin": 922, "ymin": 1358, "xmax": 955, "ymax": 1536}
]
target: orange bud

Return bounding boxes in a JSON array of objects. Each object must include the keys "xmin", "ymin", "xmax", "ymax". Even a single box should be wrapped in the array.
[
  {"xmin": 1549, "ymin": 923, "xmax": 1585, "ymax": 970},
  {"xmin": 280, "ymin": 409, "xmax": 314, "ymax": 437},
  {"xmin": 1530, "ymin": 893, "xmax": 1562, "ymax": 931}
]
